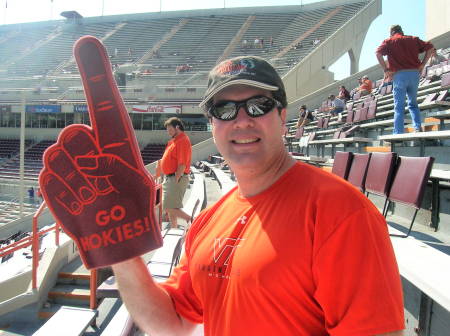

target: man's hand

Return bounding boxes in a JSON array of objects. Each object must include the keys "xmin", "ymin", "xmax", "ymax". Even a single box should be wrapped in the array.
[{"xmin": 39, "ymin": 36, "xmax": 163, "ymax": 269}]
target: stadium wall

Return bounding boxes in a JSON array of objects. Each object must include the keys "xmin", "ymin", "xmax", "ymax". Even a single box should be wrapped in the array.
[
  {"xmin": 426, "ymin": 0, "xmax": 450, "ymax": 41},
  {"xmin": 283, "ymin": 0, "xmax": 380, "ymax": 102}
]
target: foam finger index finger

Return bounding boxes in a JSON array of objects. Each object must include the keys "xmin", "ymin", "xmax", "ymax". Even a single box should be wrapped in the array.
[{"xmin": 73, "ymin": 36, "xmax": 141, "ymax": 169}]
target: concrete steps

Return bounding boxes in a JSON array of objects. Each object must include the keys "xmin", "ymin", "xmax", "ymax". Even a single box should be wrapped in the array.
[{"xmin": 38, "ymin": 259, "xmax": 93, "ymax": 320}]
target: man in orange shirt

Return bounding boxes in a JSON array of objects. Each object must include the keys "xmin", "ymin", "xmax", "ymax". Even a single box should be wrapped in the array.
[
  {"xmin": 112, "ymin": 56, "xmax": 405, "ymax": 335},
  {"xmin": 156, "ymin": 117, "xmax": 192, "ymax": 228},
  {"xmin": 358, "ymin": 75, "xmax": 372, "ymax": 96}
]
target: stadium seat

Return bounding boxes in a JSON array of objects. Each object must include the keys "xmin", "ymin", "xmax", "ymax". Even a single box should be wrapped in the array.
[
  {"xmin": 441, "ymin": 72, "xmax": 450, "ymax": 88},
  {"xmin": 347, "ymin": 153, "xmax": 371, "ymax": 192},
  {"xmin": 365, "ymin": 152, "xmax": 398, "ymax": 216},
  {"xmin": 386, "ymin": 156, "xmax": 435, "ymax": 238},
  {"xmin": 366, "ymin": 99, "xmax": 377, "ymax": 120},
  {"xmin": 331, "ymin": 151, "xmax": 353, "ymax": 180}
]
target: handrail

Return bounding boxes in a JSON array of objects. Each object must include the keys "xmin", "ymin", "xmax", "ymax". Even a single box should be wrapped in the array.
[
  {"xmin": 32, "ymin": 201, "xmax": 49, "ymax": 289},
  {"xmin": 90, "ymin": 269, "xmax": 98, "ymax": 310}
]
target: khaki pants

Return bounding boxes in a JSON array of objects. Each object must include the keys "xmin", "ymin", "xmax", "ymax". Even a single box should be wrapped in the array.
[{"xmin": 162, "ymin": 175, "xmax": 189, "ymax": 209}]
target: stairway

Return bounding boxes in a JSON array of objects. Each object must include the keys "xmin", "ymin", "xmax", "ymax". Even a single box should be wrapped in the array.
[{"xmin": 38, "ymin": 261, "xmax": 93, "ymax": 320}]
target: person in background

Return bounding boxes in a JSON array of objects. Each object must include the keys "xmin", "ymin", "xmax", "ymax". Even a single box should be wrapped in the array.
[
  {"xmin": 337, "ymin": 85, "xmax": 351, "ymax": 102},
  {"xmin": 156, "ymin": 117, "xmax": 192, "ymax": 228},
  {"xmin": 357, "ymin": 75, "xmax": 372, "ymax": 96},
  {"xmin": 328, "ymin": 94, "xmax": 345, "ymax": 116},
  {"xmin": 296, "ymin": 105, "xmax": 313, "ymax": 128},
  {"xmin": 376, "ymin": 24, "xmax": 434, "ymax": 134}
]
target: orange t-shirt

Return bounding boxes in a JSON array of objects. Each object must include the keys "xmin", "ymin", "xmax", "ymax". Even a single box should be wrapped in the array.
[
  {"xmin": 161, "ymin": 162, "xmax": 404, "ymax": 335},
  {"xmin": 360, "ymin": 79, "xmax": 373, "ymax": 93},
  {"xmin": 160, "ymin": 132, "xmax": 191, "ymax": 175}
]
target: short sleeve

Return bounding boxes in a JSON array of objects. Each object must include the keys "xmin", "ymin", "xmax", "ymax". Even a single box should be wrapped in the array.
[
  {"xmin": 176, "ymin": 138, "xmax": 190, "ymax": 166},
  {"xmin": 159, "ymin": 208, "xmax": 214, "ymax": 324},
  {"xmin": 160, "ymin": 254, "xmax": 204, "ymax": 323},
  {"xmin": 376, "ymin": 39, "xmax": 388, "ymax": 55},
  {"xmin": 416, "ymin": 37, "xmax": 434, "ymax": 53},
  {"xmin": 313, "ymin": 207, "xmax": 404, "ymax": 336}
]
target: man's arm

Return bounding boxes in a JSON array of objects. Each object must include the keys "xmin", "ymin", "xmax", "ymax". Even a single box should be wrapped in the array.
[
  {"xmin": 175, "ymin": 164, "xmax": 186, "ymax": 182},
  {"xmin": 112, "ymin": 257, "xmax": 197, "ymax": 336},
  {"xmin": 376, "ymin": 52, "xmax": 393, "ymax": 79},
  {"xmin": 419, "ymin": 47, "xmax": 435, "ymax": 73},
  {"xmin": 155, "ymin": 160, "xmax": 162, "ymax": 179}
]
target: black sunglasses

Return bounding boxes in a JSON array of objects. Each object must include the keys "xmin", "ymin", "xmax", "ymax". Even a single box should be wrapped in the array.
[{"xmin": 207, "ymin": 95, "xmax": 282, "ymax": 121}]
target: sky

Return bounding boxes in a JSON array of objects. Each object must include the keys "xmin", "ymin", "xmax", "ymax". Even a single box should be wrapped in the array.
[{"xmin": 0, "ymin": 0, "xmax": 426, "ymax": 79}]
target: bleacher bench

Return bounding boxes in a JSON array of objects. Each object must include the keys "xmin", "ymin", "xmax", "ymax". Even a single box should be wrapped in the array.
[{"xmin": 32, "ymin": 306, "xmax": 97, "ymax": 336}]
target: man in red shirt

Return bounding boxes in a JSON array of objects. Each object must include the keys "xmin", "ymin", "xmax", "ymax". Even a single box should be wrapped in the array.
[
  {"xmin": 156, "ymin": 117, "xmax": 192, "ymax": 228},
  {"xmin": 112, "ymin": 56, "xmax": 405, "ymax": 336},
  {"xmin": 376, "ymin": 25, "xmax": 434, "ymax": 134}
]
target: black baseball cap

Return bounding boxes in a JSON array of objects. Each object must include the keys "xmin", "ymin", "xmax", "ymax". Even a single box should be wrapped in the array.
[{"xmin": 199, "ymin": 55, "xmax": 287, "ymax": 109}]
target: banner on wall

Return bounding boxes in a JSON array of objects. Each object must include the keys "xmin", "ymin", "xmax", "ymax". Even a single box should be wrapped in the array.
[
  {"xmin": 0, "ymin": 105, "xmax": 11, "ymax": 113},
  {"xmin": 131, "ymin": 105, "xmax": 182, "ymax": 114},
  {"xmin": 73, "ymin": 104, "xmax": 88, "ymax": 113},
  {"xmin": 26, "ymin": 105, "xmax": 61, "ymax": 113}
]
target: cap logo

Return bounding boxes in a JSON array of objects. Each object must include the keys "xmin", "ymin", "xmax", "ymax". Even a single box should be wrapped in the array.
[{"xmin": 215, "ymin": 59, "xmax": 256, "ymax": 76}]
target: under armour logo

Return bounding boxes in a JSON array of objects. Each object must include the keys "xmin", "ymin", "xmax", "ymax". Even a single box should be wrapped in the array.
[{"xmin": 238, "ymin": 216, "xmax": 247, "ymax": 225}]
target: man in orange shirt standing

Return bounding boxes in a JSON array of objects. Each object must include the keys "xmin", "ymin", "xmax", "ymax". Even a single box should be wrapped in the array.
[{"xmin": 156, "ymin": 117, "xmax": 192, "ymax": 228}]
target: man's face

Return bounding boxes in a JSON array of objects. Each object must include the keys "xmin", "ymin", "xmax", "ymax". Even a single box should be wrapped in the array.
[
  {"xmin": 166, "ymin": 125, "xmax": 177, "ymax": 137},
  {"xmin": 210, "ymin": 85, "xmax": 287, "ymax": 174}
]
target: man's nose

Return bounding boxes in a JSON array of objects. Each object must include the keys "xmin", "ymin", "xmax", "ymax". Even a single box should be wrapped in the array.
[{"xmin": 233, "ymin": 106, "xmax": 254, "ymax": 127}]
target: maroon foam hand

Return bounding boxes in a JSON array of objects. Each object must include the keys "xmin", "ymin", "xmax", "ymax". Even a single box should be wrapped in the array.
[{"xmin": 39, "ymin": 36, "xmax": 163, "ymax": 269}]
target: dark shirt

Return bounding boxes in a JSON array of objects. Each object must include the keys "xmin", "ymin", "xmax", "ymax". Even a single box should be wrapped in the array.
[
  {"xmin": 376, "ymin": 33, "xmax": 433, "ymax": 73},
  {"xmin": 300, "ymin": 109, "xmax": 313, "ymax": 121}
]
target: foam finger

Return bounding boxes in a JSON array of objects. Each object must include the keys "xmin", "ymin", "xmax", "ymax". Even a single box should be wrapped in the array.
[
  {"xmin": 74, "ymin": 36, "xmax": 141, "ymax": 169},
  {"xmin": 39, "ymin": 171, "xmax": 83, "ymax": 216},
  {"xmin": 60, "ymin": 124, "xmax": 112, "ymax": 194},
  {"xmin": 44, "ymin": 146, "xmax": 96, "ymax": 205}
]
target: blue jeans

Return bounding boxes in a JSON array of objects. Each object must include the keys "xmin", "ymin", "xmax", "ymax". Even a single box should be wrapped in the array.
[{"xmin": 393, "ymin": 70, "xmax": 421, "ymax": 134}]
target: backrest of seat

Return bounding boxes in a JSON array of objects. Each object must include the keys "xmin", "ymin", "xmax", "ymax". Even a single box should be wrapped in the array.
[
  {"xmin": 441, "ymin": 72, "xmax": 450, "ymax": 88},
  {"xmin": 367, "ymin": 100, "xmax": 377, "ymax": 119},
  {"xmin": 342, "ymin": 125, "xmax": 360, "ymax": 138},
  {"xmin": 331, "ymin": 151, "xmax": 353, "ymax": 179},
  {"xmin": 346, "ymin": 102, "xmax": 354, "ymax": 112},
  {"xmin": 436, "ymin": 89, "xmax": 449, "ymax": 101},
  {"xmin": 354, "ymin": 107, "xmax": 368, "ymax": 122},
  {"xmin": 333, "ymin": 130, "xmax": 342, "ymax": 139},
  {"xmin": 323, "ymin": 117, "xmax": 330, "ymax": 129},
  {"xmin": 353, "ymin": 91, "xmax": 361, "ymax": 100},
  {"xmin": 379, "ymin": 86, "xmax": 387, "ymax": 96},
  {"xmin": 365, "ymin": 152, "xmax": 398, "ymax": 196},
  {"xmin": 317, "ymin": 117, "xmax": 324, "ymax": 128},
  {"xmin": 388, "ymin": 156, "xmax": 435, "ymax": 208},
  {"xmin": 422, "ymin": 92, "xmax": 438, "ymax": 105},
  {"xmin": 346, "ymin": 109, "xmax": 355, "ymax": 123},
  {"xmin": 308, "ymin": 132, "xmax": 316, "ymax": 141},
  {"xmin": 347, "ymin": 153, "xmax": 371, "ymax": 192},
  {"xmin": 386, "ymin": 84, "xmax": 393, "ymax": 94}
]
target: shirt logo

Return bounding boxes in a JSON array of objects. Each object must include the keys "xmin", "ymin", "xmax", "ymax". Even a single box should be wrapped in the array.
[{"xmin": 213, "ymin": 237, "xmax": 245, "ymax": 266}]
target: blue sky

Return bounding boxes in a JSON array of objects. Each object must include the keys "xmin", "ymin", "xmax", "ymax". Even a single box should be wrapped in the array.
[{"xmin": 0, "ymin": 0, "xmax": 426, "ymax": 79}]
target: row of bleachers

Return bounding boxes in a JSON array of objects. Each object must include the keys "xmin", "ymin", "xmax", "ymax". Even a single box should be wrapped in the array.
[
  {"xmin": 0, "ymin": 139, "xmax": 30, "ymax": 159},
  {"xmin": 0, "ymin": 1, "xmax": 368, "ymax": 81},
  {"xmin": 140, "ymin": 143, "xmax": 166, "ymax": 165},
  {"xmin": 0, "ymin": 140, "xmax": 167, "ymax": 181},
  {"xmin": 0, "ymin": 200, "xmax": 39, "ymax": 226},
  {"xmin": 286, "ymin": 63, "xmax": 450, "ymax": 151},
  {"xmin": 0, "ymin": 140, "xmax": 55, "ymax": 181}
]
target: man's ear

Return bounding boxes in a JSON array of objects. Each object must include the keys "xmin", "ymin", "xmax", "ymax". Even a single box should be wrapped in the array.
[{"xmin": 280, "ymin": 108, "xmax": 287, "ymax": 124}]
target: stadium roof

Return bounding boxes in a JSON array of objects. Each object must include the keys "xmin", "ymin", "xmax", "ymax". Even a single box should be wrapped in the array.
[{"xmin": 60, "ymin": 11, "xmax": 83, "ymax": 20}]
